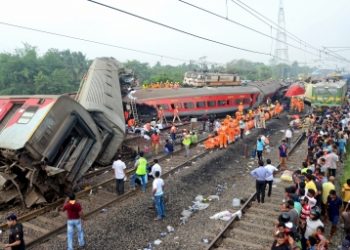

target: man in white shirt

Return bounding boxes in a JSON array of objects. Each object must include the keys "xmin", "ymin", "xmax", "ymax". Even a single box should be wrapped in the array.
[
  {"xmin": 264, "ymin": 159, "xmax": 278, "ymax": 197},
  {"xmin": 285, "ymin": 127, "xmax": 292, "ymax": 145},
  {"xmin": 324, "ymin": 147, "xmax": 339, "ymax": 177},
  {"xmin": 112, "ymin": 155, "xmax": 126, "ymax": 195},
  {"xmin": 152, "ymin": 171, "xmax": 165, "ymax": 220},
  {"xmin": 150, "ymin": 159, "xmax": 162, "ymax": 179}
]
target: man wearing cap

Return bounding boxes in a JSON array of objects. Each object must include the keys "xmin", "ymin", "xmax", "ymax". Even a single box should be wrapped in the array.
[{"xmin": 5, "ymin": 214, "xmax": 25, "ymax": 250}]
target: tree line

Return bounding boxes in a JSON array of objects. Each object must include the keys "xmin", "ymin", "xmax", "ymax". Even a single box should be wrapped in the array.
[{"xmin": 0, "ymin": 44, "xmax": 314, "ymax": 95}]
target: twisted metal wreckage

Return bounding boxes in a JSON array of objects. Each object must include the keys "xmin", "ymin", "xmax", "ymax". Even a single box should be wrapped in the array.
[{"xmin": 0, "ymin": 57, "xmax": 128, "ymax": 207}]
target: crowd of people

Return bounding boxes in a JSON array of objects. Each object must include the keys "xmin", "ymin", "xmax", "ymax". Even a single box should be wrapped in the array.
[
  {"xmin": 260, "ymin": 106, "xmax": 350, "ymax": 250},
  {"xmin": 142, "ymin": 81, "xmax": 181, "ymax": 89},
  {"xmin": 204, "ymin": 101, "xmax": 283, "ymax": 149}
]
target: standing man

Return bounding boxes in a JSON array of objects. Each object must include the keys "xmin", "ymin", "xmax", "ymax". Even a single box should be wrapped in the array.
[
  {"xmin": 152, "ymin": 171, "xmax": 165, "ymax": 220},
  {"xmin": 164, "ymin": 139, "xmax": 174, "ymax": 157},
  {"xmin": 322, "ymin": 176, "xmax": 335, "ymax": 217},
  {"xmin": 324, "ymin": 147, "xmax": 339, "ymax": 177},
  {"xmin": 285, "ymin": 127, "xmax": 293, "ymax": 146},
  {"xmin": 239, "ymin": 119, "xmax": 245, "ymax": 139},
  {"xmin": 327, "ymin": 190, "xmax": 343, "ymax": 241},
  {"xmin": 278, "ymin": 140, "xmax": 288, "ymax": 170},
  {"xmin": 132, "ymin": 152, "xmax": 148, "ymax": 192},
  {"xmin": 112, "ymin": 155, "xmax": 126, "ymax": 195},
  {"xmin": 62, "ymin": 194, "xmax": 85, "ymax": 250},
  {"xmin": 250, "ymin": 160, "xmax": 271, "ymax": 203},
  {"xmin": 256, "ymin": 136, "xmax": 265, "ymax": 161},
  {"xmin": 150, "ymin": 159, "xmax": 162, "ymax": 179},
  {"xmin": 170, "ymin": 124, "xmax": 177, "ymax": 143},
  {"xmin": 4, "ymin": 214, "xmax": 25, "ymax": 250},
  {"xmin": 151, "ymin": 132, "xmax": 160, "ymax": 155},
  {"xmin": 172, "ymin": 105, "xmax": 181, "ymax": 123},
  {"xmin": 265, "ymin": 159, "xmax": 278, "ymax": 197},
  {"xmin": 182, "ymin": 132, "xmax": 192, "ymax": 157}
]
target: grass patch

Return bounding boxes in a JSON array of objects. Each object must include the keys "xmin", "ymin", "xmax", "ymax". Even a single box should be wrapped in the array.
[{"xmin": 342, "ymin": 144, "xmax": 350, "ymax": 185}]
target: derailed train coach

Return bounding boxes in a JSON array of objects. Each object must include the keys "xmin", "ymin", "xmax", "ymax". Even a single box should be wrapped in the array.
[{"xmin": 0, "ymin": 57, "xmax": 125, "ymax": 207}]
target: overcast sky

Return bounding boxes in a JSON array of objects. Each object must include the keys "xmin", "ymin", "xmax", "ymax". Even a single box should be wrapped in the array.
[{"xmin": 0, "ymin": 0, "xmax": 349, "ymax": 69}]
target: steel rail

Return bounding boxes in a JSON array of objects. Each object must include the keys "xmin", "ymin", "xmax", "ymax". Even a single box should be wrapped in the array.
[
  {"xmin": 26, "ymin": 143, "xmax": 209, "ymax": 249},
  {"xmin": 0, "ymin": 135, "xmax": 208, "ymax": 232},
  {"xmin": 205, "ymin": 132, "xmax": 306, "ymax": 249}
]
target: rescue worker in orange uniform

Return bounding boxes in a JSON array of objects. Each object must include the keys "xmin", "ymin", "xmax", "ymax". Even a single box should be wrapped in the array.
[
  {"xmin": 238, "ymin": 102, "xmax": 244, "ymax": 113},
  {"xmin": 297, "ymin": 98, "xmax": 304, "ymax": 113},
  {"xmin": 235, "ymin": 110, "xmax": 242, "ymax": 121},
  {"xmin": 172, "ymin": 105, "xmax": 181, "ymax": 123},
  {"xmin": 228, "ymin": 119, "xmax": 236, "ymax": 143},
  {"xmin": 259, "ymin": 108, "xmax": 266, "ymax": 129},
  {"xmin": 290, "ymin": 96, "xmax": 297, "ymax": 112},
  {"xmin": 218, "ymin": 122, "xmax": 228, "ymax": 148},
  {"xmin": 275, "ymin": 101, "xmax": 281, "ymax": 114},
  {"xmin": 204, "ymin": 135, "xmax": 216, "ymax": 149},
  {"xmin": 127, "ymin": 117, "xmax": 135, "ymax": 132}
]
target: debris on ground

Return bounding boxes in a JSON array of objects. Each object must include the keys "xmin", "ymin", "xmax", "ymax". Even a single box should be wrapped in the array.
[
  {"xmin": 154, "ymin": 239, "xmax": 162, "ymax": 245},
  {"xmin": 210, "ymin": 210, "xmax": 234, "ymax": 221},
  {"xmin": 167, "ymin": 225, "xmax": 175, "ymax": 233},
  {"xmin": 232, "ymin": 198, "xmax": 241, "ymax": 207},
  {"xmin": 201, "ymin": 238, "xmax": 210, "ymax": 244},
  {"xmin": 210, "ymin": 210, "xmax": 242, "ymax": 221}
]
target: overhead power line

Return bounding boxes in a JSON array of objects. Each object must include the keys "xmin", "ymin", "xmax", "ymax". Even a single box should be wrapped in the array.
[
  {"xmin": 86, "ymin": 0, "xmax": 270, "ymax": 56},
  {"xmin": 230, "ymin": 0, "xmax": 317, "ymax": 51},
  {"xmin": 178, "ymin": 0, "xmax": 319, "ymax": 59},
  {"xmin": 0, "ymin": 21, "xmax": 188, "ymax": 62},
  {"xmin": 230, "ymin": 0, "xmax": 349, "ymax": 64}
]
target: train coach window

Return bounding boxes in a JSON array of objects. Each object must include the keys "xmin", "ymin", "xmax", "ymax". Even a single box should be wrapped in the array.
[
  {"xmin": 183, "ymin": 102, "xmax": 194, "ymax": 109},
  {"xmin": 17, "ymin": 106, "xmax": 38, "ymax": 124},
  {"xmin": 171, "ymin": 103, "xmax": 182, "ymax": 109},
  {"xmin": 157, "ymin": 104, "xmax": 169, "ymax": 110},
  {"xmin": 218, "ymin": 100, "xmax": 227, "ymax": 106},
  {"xmin": 243, "ymin": 98, "xmax": 251, "ymax": 104},
  {"xmin": 196, "ymin": 101, "xmax": 206, "ymax": 108},
  {"xmin": 207, "ymin": 101, "xmax": 216, "ymax": 107}
]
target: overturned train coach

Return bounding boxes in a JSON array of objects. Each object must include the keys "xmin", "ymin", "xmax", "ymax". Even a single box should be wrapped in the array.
[
  {"xmin": 125, "ymin": 81, "xmax": 287, "ymax": 121},
  {"xmin": 0, "ymin": 57, "xmax": 125, "ymax": 207}
]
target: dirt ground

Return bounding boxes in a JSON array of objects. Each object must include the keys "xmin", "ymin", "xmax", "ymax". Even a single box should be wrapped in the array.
[{"xmin": 38, "ymin": 116, "xmax": 302, "ymax": 250}]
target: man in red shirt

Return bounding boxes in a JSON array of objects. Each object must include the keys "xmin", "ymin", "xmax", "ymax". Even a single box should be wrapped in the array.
[{"xmin": 62, "ymin": 193, "xmax": 85, "ymax": 250}]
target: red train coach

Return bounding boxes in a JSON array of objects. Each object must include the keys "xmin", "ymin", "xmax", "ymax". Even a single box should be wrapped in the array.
[{"xmin": 125, "ymin": 81, "xmax": 285, "ymax": 120}]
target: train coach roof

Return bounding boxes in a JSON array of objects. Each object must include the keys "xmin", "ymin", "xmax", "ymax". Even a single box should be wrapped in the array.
[
  {"xmin": 312, "ymin": 80, "xmax": 347, "ymax": 88},
  {"xmin": 128, "ymin": 85, "xmax": 260, "ymax": 100},
  {"xmin": 128, "ymin": 81, "xmax": 283, "ymax": 101},
  {"xmin": 0, "ymin": 95, "xmax": 60, "ymax": 99}
]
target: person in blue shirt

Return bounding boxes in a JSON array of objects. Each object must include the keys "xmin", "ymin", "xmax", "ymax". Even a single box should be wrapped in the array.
[
  {"xmin": 327, "ymin": 189, "xmax": 343, "ymax": 241},
  {"xmin": 337, "ymin": 134, "xmax": 346, "ymax": 162},
  {"xmin": 256, "ymin": 137, "xmax": 265, "ymax": 161},
  {"xmin": 250, "ymin": 160, "xmax": 271, "ymax": 203}
]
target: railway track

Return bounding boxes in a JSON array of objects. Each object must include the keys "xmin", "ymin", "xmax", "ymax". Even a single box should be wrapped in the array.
[
  {"xmin": 0, "ymin": 129, "xmax": 210, "ymax": 249},
  {"xmin": 0, "ymin": 113, "xmax": 293, "ymax": 249},
  {"xmin": 205, "ymin": 133, "xmax": 306, "ymax": 250}
]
